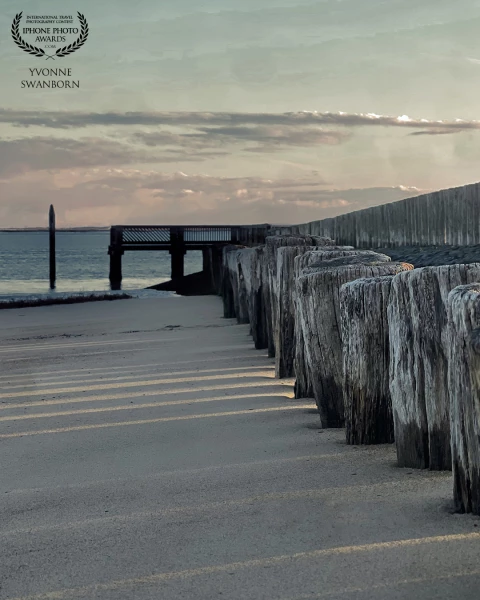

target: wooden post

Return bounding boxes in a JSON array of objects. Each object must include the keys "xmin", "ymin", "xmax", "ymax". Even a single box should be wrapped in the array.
[
  {"xmin": 293, "ymin": 249, "xmax": 382, "ymax": 400},
  {"xmin": 49, "ymin": 204, "xmax": 56, "ymax": 289},
  {"xmin": 295, "ymin": 255, "xmax": 406, "ymax": 427},
  {"xmin": 447, "ymin": 283, "xmax": 480, "ymax": 514},
  {"xmin": 108, "ymin": 227, "xmax": 123, "ymax": 290},
  {"xmin": 388, "ymin": 264, "xmax": 480, "ymax": 470},
  {"xmin": 170, "ymin": 227, "xmax": 185, "ymax": 279},
  {"xmin": 340, "ymin": 275, "xmax": 413, "ymax": 445},
  {"xmin": 202, "ymin": 248, "xmax": 210, "ymax": 272},
  {"xmin": 275, "ymin": 245, "xmax": 352, "ymax": 380}
]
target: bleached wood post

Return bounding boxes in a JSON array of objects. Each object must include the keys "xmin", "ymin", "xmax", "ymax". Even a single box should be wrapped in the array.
[
  {"xmin": 274, "ymin": 245, "xmax": 353, "ymax": 378},
  {"xmin": 340, "ymin": 274, "xmax": 411, "ymax": 445},
  {"xmin": 388, "ymin": 264, "xmax": 480, "ymax": 470},
  {"xmin": 235, "ymin": 246, "xmax": 269, "ymax": 349},
  {"xmin": 223, "ymin": 235, "xmax": 338, "ymax": 355},
  {"xmin": 264, "ymin": 235, "xmax": 335, "ymax": 357},
  {"xmin": 296, "ymin": 254, "xmax": 407, "ymax": 427},
  {"xmin": 292, "ymin": 250, "xmax": 388, "ymax": 399},
  {"xmin": 221, "ymin": 245, "xmax": 269, "ymax": 349},
  {"xmin": 447, "ymin": 283, "xmax": 480, "ymax": 514},
  {"xmin": 247, "ymin": 246, "xmax": 269, "ymax": 349},
  {"xmin": 225, "ymin": 248, "xmax": 250, "ymax": 324},
  {"xmin": 222, "ymin": 246, "xmax": 241, "ymax": 319}
]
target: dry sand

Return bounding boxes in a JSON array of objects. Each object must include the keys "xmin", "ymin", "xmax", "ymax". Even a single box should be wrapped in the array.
[{"xmin": 0, "ymin": 295, "xmax": 479, "ymax": 599}]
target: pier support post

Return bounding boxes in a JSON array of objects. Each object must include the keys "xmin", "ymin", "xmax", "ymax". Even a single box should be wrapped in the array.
[
  {"xmin": 202, "ymin": 248, "xmax": 210, "ymax": 273},
  {"xmin": 170, "ymin": 227, "xmax": 186, "ymax": 279},
  {"xmin": 171, "ymin": 248, "xmax": 186, "ymax": 279},
  {"xmin": 109, "ymin": 252, "xmax": 123, "ymax": 290}
]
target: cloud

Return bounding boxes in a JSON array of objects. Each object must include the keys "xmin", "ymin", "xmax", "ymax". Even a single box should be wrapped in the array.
[
  {"xmin": 0, "ymin": 136, "xmax": 231, "ymax": 177},
  {"xmin": 409, "ymin": 128, "xmax": 465, "ymax": 136},
  {"xmin": 1, "ymin": 108, "xmax": 475, "ymax": 180},
  {"xmin": 0, "ymin": 108, "xmax": 462, "ymax": 227},
  {"xmin": 0, "ymin": 119, "xmax": 351, "ymax": 178},
  {"xmin": 0, "ymin": 109, "xmax": 479, "ymax": 134},
  {"xmin": 0, "ymin": 137, "xmax": 144, "ymax": 177},
  {"xmin": 0, "ymin": 110, "xmax": 476, "ymax": 180},
  {"xmin": 134, "ymin": 125, "xmax": 349, "ymax": 153},
  {"xmin": 0, "ymin": 166, "xmax": 424, "ymax": 227}
]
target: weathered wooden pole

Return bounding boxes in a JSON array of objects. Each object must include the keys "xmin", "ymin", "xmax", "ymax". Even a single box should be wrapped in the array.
[
  {"xmin": 295, "ymin": 254, "xmax": 408, "ymax": 428},
  {"xmin": 340, "ymin": 274, "xmax": 414, "ymax": 445},
  {"xmin": 274, "ymin": 244, "xmax": 354, "ymax": 380},
  {"xmin": 108, "ymin": 226, "xmax": 124, "ymax": 290},
  {"xmin": 264, "ymin": 234, "xmax": 335, "ymax": 358},
  {"xmin": 49, "ymin": 204, "xmax": 56, "ymax": 289},
  {"xmin": 293, "ymin": 249, "xmax": 386, "ymax": 400},
  {"xmin": 447, "ymin": 283, "xmax": 480, "ymax": 514},
  {"xmin": 388, "ymin": 264, "xmax": 480, "ymax": 470}
]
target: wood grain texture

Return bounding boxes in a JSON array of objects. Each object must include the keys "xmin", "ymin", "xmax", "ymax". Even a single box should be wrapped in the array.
[
  {"xmin": 292, "ymin": 251, "xmax": 391, "ymax": 400},
  {"xmin": 225, "ymin": 247, "xmax": 250, "ymax": 324},
  {"xmin": 295, "ymin": 255, "xmax": 406, "ymax": 427},
  {"xmin": 292, "ymin": 250, "xmax": 376, "ymax": 399},
  {"xmin": 447, "ymin": 284, "xmax": 480, "ymax": 514},
  {"xmin": 274, "ymin": 245, "xmax": 354, "ymax": 379},
  {"xmin": 388, "ymin": 264, "xmax": 480, "ymax": 470},
  {"xmin": 221, "ymin": 246, "xmax": 241, "ymax": 319},
  {"xmin": 340, "ymin": 273, "xmax": 411, "ymax": 445},
  {"xmin": 222, "ymin": 246, "xmax": 269, "ymax": 348},
  {"xmin": 264, "ymin": 235, "xmax": 335, "ymax": 358},
  {"xmin": 222, "ymin": 235, "xmax": 336, "ymax": 353}
]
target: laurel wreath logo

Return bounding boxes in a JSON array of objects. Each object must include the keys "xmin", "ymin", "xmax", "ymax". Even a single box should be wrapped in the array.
[
  {"xmin": 11, "ymin": 11, "xmax": 89, "ymax": 60},
  {"xmin": 11, "ymin": 12, "xmax": 45, "ymax": 57},
  {"xmin": 55, "ymin": 13, "xmax": 88, "ymax": 58}
]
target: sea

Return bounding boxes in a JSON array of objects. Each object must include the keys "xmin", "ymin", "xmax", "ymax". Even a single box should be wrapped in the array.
[{"xmin": 0, "ymin": 231, "xmax": 203, "ymax": 301}]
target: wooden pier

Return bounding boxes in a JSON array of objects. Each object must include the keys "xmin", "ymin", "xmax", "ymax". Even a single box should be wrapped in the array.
[{"xmin": 108, "ymin": 224, "xmax": 271, "ymax": 289}]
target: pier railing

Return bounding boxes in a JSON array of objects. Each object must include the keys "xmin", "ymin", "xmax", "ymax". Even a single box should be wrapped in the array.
[
  {"xmin": 108, "ymin": 224, "xmax": 271, "ymax": 287},
  {"xmin": 109, "ymin": 224, "xmax": 270, "ymax": 251}
]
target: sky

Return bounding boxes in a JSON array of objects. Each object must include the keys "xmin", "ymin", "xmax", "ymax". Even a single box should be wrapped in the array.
[{"xmin": 2, "ymin": 0, "xmax": 480, "ymax": 227}]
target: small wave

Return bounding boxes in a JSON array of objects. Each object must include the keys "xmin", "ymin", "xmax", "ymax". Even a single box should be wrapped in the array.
[{"xmin": 0, "ymin": 288, "xmax": 175, "ymax": 306}]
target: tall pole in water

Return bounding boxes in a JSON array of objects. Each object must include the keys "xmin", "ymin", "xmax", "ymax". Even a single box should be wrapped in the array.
[{"xmin": 49, "ymin": 204, "xmax": 56, "ymax": 289}]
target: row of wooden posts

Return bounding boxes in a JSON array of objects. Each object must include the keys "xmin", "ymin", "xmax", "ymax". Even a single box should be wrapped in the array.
[{"xmin": 221, "ymin": 234, "xmax": 480, "ymax": 515}]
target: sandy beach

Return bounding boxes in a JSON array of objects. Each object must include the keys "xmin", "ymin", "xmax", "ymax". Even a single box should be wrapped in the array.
[{"xmin": 0, "ymin": 296, "xmax": 479, "ymax": 599}]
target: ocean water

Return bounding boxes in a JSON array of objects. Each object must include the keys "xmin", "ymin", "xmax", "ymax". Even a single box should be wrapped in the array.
[{"xmin": 0, "ymin": 231, "xmax": 203, "ymax": 300}]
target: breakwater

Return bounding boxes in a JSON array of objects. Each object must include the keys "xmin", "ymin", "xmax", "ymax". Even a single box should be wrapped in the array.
[
  {"xmin": 283, "ymin": 182, "xmax": 480, "ymax": 248},
  {"xmin": 218, "ymin": 232, "xmax": 480, "ymax": 515}
]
